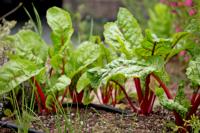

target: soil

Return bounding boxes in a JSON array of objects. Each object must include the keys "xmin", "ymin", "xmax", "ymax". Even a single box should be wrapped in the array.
[{"xmin": 0, "ymin": 105, "xmax": 175, "ymax": 133}]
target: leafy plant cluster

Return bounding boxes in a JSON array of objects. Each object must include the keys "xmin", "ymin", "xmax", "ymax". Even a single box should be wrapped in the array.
[{"xmin": 0, "ymin": 3, "xmax": 200, "ymax": 132}]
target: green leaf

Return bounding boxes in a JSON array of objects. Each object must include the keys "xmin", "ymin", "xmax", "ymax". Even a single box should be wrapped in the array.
[
  {"xmin": 174, "ymin": 82, "xmax": 191, "ymax": 109},
  {"xmin": 186, "ymin": 58, "xmax": 200, "ymax": 86},
  {"xmin": 87, "ymin": 58, "xmax": 157, "ymax": 89},
  {"xmin": 65, "ymin": 41, "xmax": 100, "ymax": 78},
  {"xmin": 96, "ymin": 43, "xmax": 116, "ymax": 67},
  {"xmin": 103, "ymin": 8, "xmax": 143, "ymax": 58},
  {"xmin": 104, "ymin": 22, "xmax": 131, "ymax": 58},
  {"xmin": 0, "ymin": 58, "xmax": 45, "ymax": 95},
  {"xmin": 165, "ymin": 32, "xmax": 189, "ymax": 61},
  {"xmin": 47, "ymin": 6, "xmax": 73, "ymax": 51},
  {"xmin": 76, "ymin": 72, "xmax": 90, "ymax": 93},
  {"xmin": 148, "ymin": 3, "xmax": 173, "ymax": 38},
  {"xmin": 135, "ymin": 30, "xmax": 172, "ymax": 58},
  {"xmin": 185, "ymin": 19, "xmax": 200, "ymax": 36},
  {"xmin": 45, "ymin": 95, "xmax": 54, "ymax": 110},
  {"xmin": 155, "ymin": 88, "xmax": 188, "ymax": 118},
  {"xmin": 47, "ymin": 75, "xmax": 71, "ymax": 93},
  {"xmin": 117, "ymin": 8, "xmax": 143, "ymax": 47},
  {"xmin": 9, "ymin": 30, "xmax": 48, "ymax": 65},
  {"xmin": 82, "ymin": 90, "xmax": 94, "ymax": 105}
]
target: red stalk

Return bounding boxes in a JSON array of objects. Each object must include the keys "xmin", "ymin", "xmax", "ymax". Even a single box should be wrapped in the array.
[
  {"xmin": 147, "ymin": 94, "xmax": 156, "ymax": 113},
  {"xmin": 174, "ymin": 112, "xmax": 184, "ymax": 126},
  {"xmin": 151, "ymin": 73, "xmax": 173, "ymax": 99},
  {"xmin": 191, "ymin": 93, "xmax": 197, "ymax": 105},
  {"xmin": 133, "ymin": 78, "xmax": 143, "ymax": 104},
  {"xmin": 141, "ymin": 75, "xmax": 151, "ymax": 114},
  {"xmin": 70, "ymin": 90, "xmax": 84, "ymax": 103},
  {"xmin": 111, "ymin": 80, "xmax": 140, "ymax": 113},
  {"xmin": 191, "ymin": 88, "xmax": 199, "ymax": 105},
  {"xmin": 187, "ymin": 93, "xmax": 200, "ymax": 119},
  {"xmin": 31, "ymin": 77, "xmax": 46, "ymax": 109}
]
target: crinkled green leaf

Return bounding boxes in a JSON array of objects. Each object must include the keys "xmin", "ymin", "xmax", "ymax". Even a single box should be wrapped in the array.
[
  {"xmin": 104, "ymin": 22, "xmax": 131, "ymax": 58},
  {"xmin": 8, "ymin": 30, "xmax": 48, "ymax": 65},
  {"xmin": 148, "ymin": 3, "xmax": 173, "ymax": 38},
  {"xmin": 185, "ymin": 19, "xmax": 200, "ymax": 36},
  {"xmin": 165, "ymin": 32, "xmax": 189, "ymax": 61},
  {"xmin": 117, "ymin": 8, "xmax": 143, "ymax": 47},
  {"xmin": 186, "ymin": 58, "xmax": 200, "ymax": 86},
  {"xmin": 135, "ymin": 30, "xmax": 188, "ymax": 60},
  {"xmin": 135, "ymin": 30, "xmax": 172, "ymax": 58},
  {"xmin": 155, "ymin": 88, "xmax": 188, "ymax": 118},
  {"xmin": 0, "ymin": 58, "xmax": 45, "ymax": 95},
  {"xmin": 65, "ymin": 41, "xmax": 100, "ymax": 78},
  {"xmin": 103, "ymin": 8, "xmax": 143, "ymax": 58},
  {"xmin": 174, "ymin": 82, "xmax": 191, "ymax": 109},
  {"xmin": 47, "ymin": 75, "xmax": 71, "ymax": 93},
  {"xmin": 87, "ymin": 58, "xmax": 158, "ymax": 89}
]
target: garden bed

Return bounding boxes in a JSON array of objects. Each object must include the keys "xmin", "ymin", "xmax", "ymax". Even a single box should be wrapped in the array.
[{"xmin": 0, "ymin": 105, "xmax": 175, "ymax": 133}]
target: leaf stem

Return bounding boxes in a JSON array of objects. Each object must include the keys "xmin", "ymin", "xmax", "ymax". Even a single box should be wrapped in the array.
[
  {"xmin": 151, "ymin": 73, "xmax": 173, "ymax": 99},
  {"xmin": 187, "ymin": 93, "xmax": 200, "ymax": 119},
  {"xmin": 111, "ymin": 80, "xmax": 140, "ymax": 113},
  {"xmin": 133, "ymin": 78, "xmax": 143, "ymax": 104},
  {"xmin": 31, "ymin": 77, "xmax": 46, "ymax": 110}
]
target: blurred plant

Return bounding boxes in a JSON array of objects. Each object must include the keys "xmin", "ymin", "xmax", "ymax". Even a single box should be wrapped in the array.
[
  {"xmin": 122, "ymin": 0, "xmax": 159, "ymax": 29},
  {"xmin": 63, "ymin": 2, "xmax": 104, "ymax": 42},
  {"xmin": 148, "ymin": 3, "xmax": 174, "ymax": 38},
  {"xmin": 0, "ymin": 19, "xmax": 16, "ymax": 65}
]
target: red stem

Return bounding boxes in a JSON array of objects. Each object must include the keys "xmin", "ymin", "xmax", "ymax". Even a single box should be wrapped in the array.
[
  {"xmin": 111, "ymin": 80, "xmax": 140, "ymax": 113},
  {"xmin": 31, "ymin": 77, "xmax": 46, "ymax": 109},
  {"xmin": 133, "ymin": 78, "xmax": 143, "ymax": 104},
  {"xmin": 191, "ymin": 93, "xmax": 197, "ymax": 105},
  {"xmin": 191, "ymin": 88, "xmax": 199, "ymax": 105},
  {"xmin": 187, "ymin": 93, "xmax": 200, "ymax": 119},
  {"xmin": 174, "ymin": 112, "xmax": 184, "ymax": 126},
  {"xmin": 151, "ymin": 73, "xmax": 173, "ymax": 99},
  {"xmin": 147, "ymin": 94, "xmax": 156, "ymax": 113},
  {"xmin": 70, "ymin": 89, "xmax": 83, "ymax": 103},
  {"xmin": 141, "ymin": 75, "xmax": 150, "ymax": 114}
]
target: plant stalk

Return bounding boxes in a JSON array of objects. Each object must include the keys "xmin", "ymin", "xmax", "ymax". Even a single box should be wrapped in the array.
[{"xmin": 111, "ymin": 80, "xmax": 140, "ymax": 113}]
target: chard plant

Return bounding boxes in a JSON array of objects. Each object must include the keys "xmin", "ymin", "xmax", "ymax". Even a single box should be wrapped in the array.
[
  {"xmin": 0, "ymin": 7, "xmax": 103, "ymax": 113},
  {"xmin": 155, "ymin": 56, "xmax": 200, "ymax": 129},
  {"xmin": 86, "ymin": 7, "xmax": 189, "ymax": 114}
]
